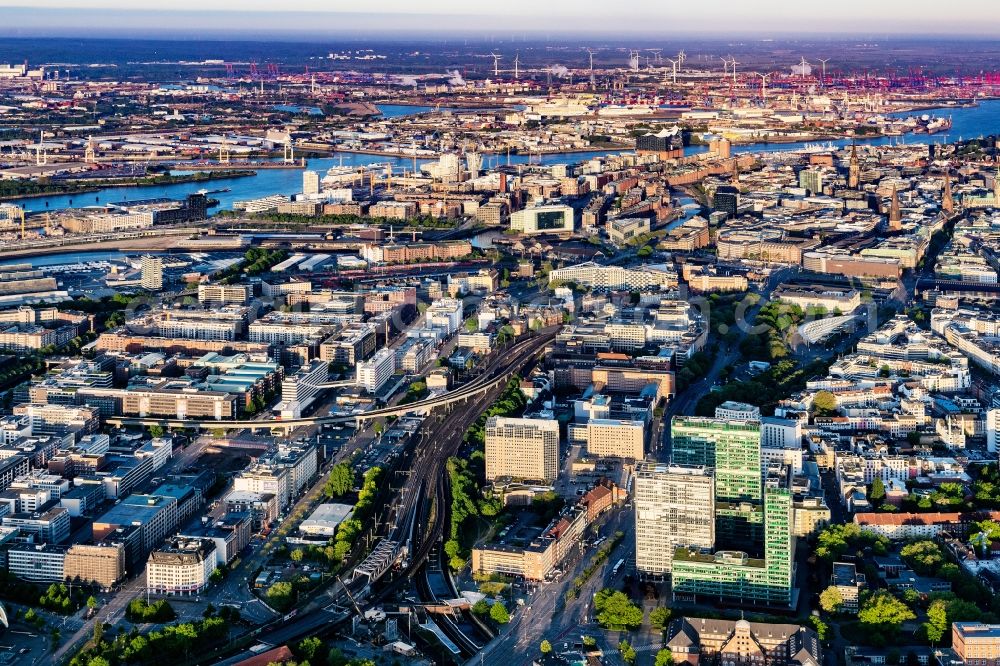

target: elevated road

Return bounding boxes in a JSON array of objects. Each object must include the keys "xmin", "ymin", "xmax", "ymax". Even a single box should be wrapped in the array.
[{"xmin": 105, "ymin": 329, "xmax": 557, "ymax": 431}]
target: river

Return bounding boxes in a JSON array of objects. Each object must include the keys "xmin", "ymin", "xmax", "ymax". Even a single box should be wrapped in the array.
[{"xmin": 11, "ymin": 99, "xmax": 1000, "ymax": 215}]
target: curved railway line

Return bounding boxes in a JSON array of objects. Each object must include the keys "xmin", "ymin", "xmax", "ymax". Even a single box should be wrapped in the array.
[{"xmin": 105, "ymin": 328, "xmax": 557, "ymax": 431}]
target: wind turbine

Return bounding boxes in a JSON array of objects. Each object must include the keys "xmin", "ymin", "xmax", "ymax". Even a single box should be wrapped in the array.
[
  {"xmin": 730, "ymin": 58, "xmax": 740, "ymax": 85},
  {"xmin": 720, "ymin": 56, "xmax": 730, "ymax": 79},
  {"xmin": 676, "ymin": 50, "xmax": 687, "ymax": 67},
  {"xmin": 513, "ymin": 52, "xmax": 520, "ymax": 79},
  {"xmin": 756, "ymin": 72, "xmax": 772, "ymax": 104},
  {"xmin": 490, "ymin": 52, "xmax": 502, "ymax": 78},
  {"xmin": 628, "ymin": 49, "xmax": 640, "ymax": 73},
  {"xmin": 666, "ymin": 58, "xmax": 678, "ymax": 85},
  {"xmin": 818, "ymin": 58, "xmax": 831, "ymax": 88},
  {"xmin": 586, "ymin": 48, "xmax": 596, "ymax": 88}
]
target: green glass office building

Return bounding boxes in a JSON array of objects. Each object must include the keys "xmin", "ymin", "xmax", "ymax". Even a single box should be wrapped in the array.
[{"xmin": 671, "ymin": 417, "xmax": 764, "ymax": 550}]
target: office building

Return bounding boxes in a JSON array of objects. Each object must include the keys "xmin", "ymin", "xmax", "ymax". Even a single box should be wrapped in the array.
[
  {"xmin": 953, "ymin": 623, "xmax": 1000, "ymax": 666},
  {"xmin": 356, "ymin": 348, "xmax": 396, "ymax": 394},
  {"xmin": 3, "ymin": 504, "xmax": 70, "ymax": 543},
  {"xmin": 635, "ymin": 464, "xmax": 715, "ymax": 578},
  {"xmin": 712, "ymin": 186, "xmax": 740, "ymax": 218},
  {"xmin": 831, "ymin": 562, "xmax": 865, "ymax": 614},
  {"xmin": 140, "ymin": 255, "xmax": 163, "ymax": 291},
  {"xmin": 714, "ymin": 401, "xmax": 761, "ymax": 421},
  {"xmin": 670, "ymin": 474, "xmax": 795, "ymax": 608},
  {"xmin": 666, "ymin": 617, "xmax": 821, "ymax": 666},
  {"xmin": 509, "ymin": 204, "xmax": 574, "ymax": 235},
  {"xmin": 92, "ymin": 494, "xmax": 179, "ymax": 565},
  {"xmin": 7, "ymin": 543, "xmax": 68, "ymax": 582},
  {"xmin": 485, "ymin": 417, "xmax": 559, "ymax": 483},
  {"xmin": 146, "ymin": 537, "xmax": 217, "ymax": 596},
  {"xmin": 549, "ymin": 261, "xmax": 678, "ymax": 292},
  {"xmin": 64, "ymin": 542, "xmax": 126, "ymax": 589},
  {"xmin": 582, "ymin": 418, "xmax": 646, "ymax": 460},
  {"xmin": 671, "ymin": 417, "xmax": 763, "ymax": 522},
  {"xmin": 234, "ymin": 464, "xmax": 291, "ymax": 510},
  {"xmin": 278, "ymin": 360, "xmax": 328, "ymax": 416},
  {"xmin": 178, "ymin": 511, "xmax": 251, "ymax": 566}
]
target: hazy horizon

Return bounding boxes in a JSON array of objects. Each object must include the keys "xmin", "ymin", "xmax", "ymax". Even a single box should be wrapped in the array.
[{"xmin": 2, "ymin": 2, "xmax": 1000, "ymax": 39}]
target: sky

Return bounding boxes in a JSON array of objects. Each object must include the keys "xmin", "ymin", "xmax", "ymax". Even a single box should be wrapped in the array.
[{"xmin": 0, "ymin": 1, "xmax": 998, "ymax": 37}]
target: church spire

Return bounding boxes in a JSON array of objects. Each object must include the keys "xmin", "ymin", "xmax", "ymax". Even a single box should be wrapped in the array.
[
  {"xmin": 994, "ymin": 157, "xmax": 1000, "ymax": 205},
  {"xmin": 943, "ymin": 171, "xmax": 954, "ymax": 214},
  {"xmin": 848, "ymin": 141, "xmax": 860, "ymax": 189},
  {"xmin": 889, "ymin": 185, "xmax": 902, "ymax": 231}
]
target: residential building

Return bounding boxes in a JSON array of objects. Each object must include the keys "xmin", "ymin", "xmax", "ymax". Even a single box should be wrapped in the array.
[
  {"xmin": 831, "ymin": 562, "xmax": 865, "ymax": 614},
  {"xmin": 197, "ymin": 284, "xmax": 251, "ymax": 307},
  {"xmin": 140, "ymin": 255, "xmax": 163, "ymax": 291}
]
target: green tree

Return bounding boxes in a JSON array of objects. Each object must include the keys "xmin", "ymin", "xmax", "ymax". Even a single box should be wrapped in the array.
[
  {"xmin": 86, "ymin": 595, "xmax": 99, "ymax": 609},
  {"xmin": 650, "ymin": 606, "xmax": 672, "ymax": 631},
  {"xmin": 266, "ymin": 581, "xmax": 295, "ymax": 611},
  {"xmin": 900, "ymin": 540, "xmax": 946, "ymax": 576},
  {"xmin": 976, "ymin": 519, "xmax": 1000, "ymax": 541},
  {"xmin": 148, "ymin": 425, "xmax": 166, "ymax": 438},
  {"xmin": 290, "ymin": 549, "xmax": 304, "ymax": 562},
  {"xmin": 540, "ymin": 639, "xmax": 552, "ymax": 655},
  {"xmin": 324, "ymin": 462, "xmax": 354, "ymax": 497},
  {"xmin": 813, "ymin": 390, "xmax": 837, "ymax": 415},
  {"xmin": 594, "ymin": 589, "xmax": 643, "ymax": 630},
  {"xmin": 870, "ymin": 477, "xmax": 886, "ymax": 504},
  {"xmin": 925, "ymin": 599, "xmax": 948, "ymax": 645},
  {"xmin": 810, "ymin": 616, "xmax": 829, "ymax": 641},
  {"xmin": 297, "ymin": 636, "xmax": 324, "ymax": 662},
  {"xmin": 858, "ymin": 591, "xmax": 916, "ymax": 640},
  {"xmin": 489, "ymin": 601, "xmax": 510, "ymax": 625},
  {"xmin": 654, "ymin": 648, "xmax": 674, "ymax": 666},
  {"xmin": 619, "ymin": 640, "xmax": 637, "ymax": 665},
  {"xmin": 819, "ymin": 586, "xmax": 844, "ymax": 614}
]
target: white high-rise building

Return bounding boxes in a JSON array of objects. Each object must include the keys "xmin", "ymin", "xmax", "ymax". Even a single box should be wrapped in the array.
[
  {"xmin": 140, "ymin": 255, "xmax": 163, "ymax": 291},
  {"xmin": 634, "ymin": 463, "xmax": 715, "ymax": 578},
  {"xmin": 988, "ymin": 408, "xmax": 1000, "ymax": 453},
  {"xmin": 303, "ymin": 170, "xmax": 320, "ymax": 196},
  {"xmin": 485, "ymin": 416, "xmax": 559, "ymax": 483},
  {"xmin": 356, "ymin": 348, "xmax": 396, "ymax": 394}
]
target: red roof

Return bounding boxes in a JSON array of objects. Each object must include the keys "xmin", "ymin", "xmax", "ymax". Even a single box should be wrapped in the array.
[{"xmin": 233, "ymin": 646, "xmax": 295, "ymax": 666}]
